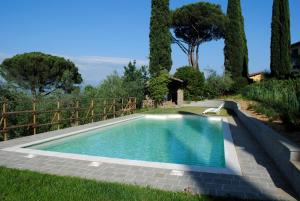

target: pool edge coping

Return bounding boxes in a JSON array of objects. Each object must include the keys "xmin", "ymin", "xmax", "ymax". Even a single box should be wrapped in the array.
[{"xmin": 2, "ymin": 114, "xmax": 242, "ymax": 176}]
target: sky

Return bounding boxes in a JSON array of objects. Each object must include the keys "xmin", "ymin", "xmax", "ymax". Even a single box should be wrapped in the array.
[{"xmin": 0, "ymin": 0, "xmax": 299, "ymax": 86}]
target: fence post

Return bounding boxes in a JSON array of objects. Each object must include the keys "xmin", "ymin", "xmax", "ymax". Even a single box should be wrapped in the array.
[
  {"xmin": 121, "ymin": 98, "xmax": 124, "ymax": 116},
  {"xmin": 32, "ymin": 100, "xmax": 37, "ymax": 135},
  {"xmin": 103, "ymin": 100, "xmax": 107, "ymax": 120},
  {"xmin": 91, "ymin": 100, "xmax": 94, "ymax": 123},
  {"xmin": 113, "ymin": 99, "xmax": 116, "ymax": 118},
  {"xmin": 2, "ymin": 100, "xmax": 8, "ymax": 141},
  {"xmin": 57, "ymin": 100, "xmax": 60, "ymax": 130},
  {"xmin": 130, "ymin": 98, "xmax": 133, "ymax": 114},
  {"xmin": 75, "ymin": 100, "xmax": 79, "ymax": 126}
]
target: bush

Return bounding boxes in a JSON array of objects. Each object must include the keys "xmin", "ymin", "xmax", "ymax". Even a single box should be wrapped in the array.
[
  {"xmin": 0, "ymin": 65, "xmax": 149, "ymax": 140},
  {"xmin": 122, "ymin": 62, "xmax": 149, "ymax": 108},
  {"xmin": 174, "ymin": 66, "xmax": 205, "ymax": 101},
  {"xmin": 231, "ymin": 76, "xmax": 249, "ymax": 93},
  {"xmin": 242, "ymin": 78, "xmax": 300, "ymax": 129},
  {"xmin": 149, "ymin": 71, "xmax": 170, "ymax": 105},
  {"xmin": 204, "ymin": 71, "xmax": 234, "ymax": 99}
]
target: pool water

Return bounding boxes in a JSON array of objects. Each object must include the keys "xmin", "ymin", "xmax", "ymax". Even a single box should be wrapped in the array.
[{"xmin": 30, "ymin": 115, "xmax": 225, "ymax": 168}]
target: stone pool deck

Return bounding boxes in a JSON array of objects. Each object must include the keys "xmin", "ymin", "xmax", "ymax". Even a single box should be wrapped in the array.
[{"xmin": 0, "ymin": 115, "xmax": 298, "ymax": 201}]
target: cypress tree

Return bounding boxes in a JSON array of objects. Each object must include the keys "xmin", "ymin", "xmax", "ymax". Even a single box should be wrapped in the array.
[
  {"xmin": 270, "ymin": 0, "xmax": 291, "ymax": 78},
  {"xmin": 224, "ymin": 0, "xmax": 248, "ymax": 81},
  {"xmin": 241, "ymin": 17, "xmax": 249, "ymax": 78},
  {"xmin": 149, "ymin": 0, "xmax": 172, "ymax": 77}
]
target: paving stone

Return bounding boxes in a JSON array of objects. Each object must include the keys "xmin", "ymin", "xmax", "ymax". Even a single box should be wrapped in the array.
[{"xmin": 0, "ymin": 116, "xmax": 298, "ymax": 201}]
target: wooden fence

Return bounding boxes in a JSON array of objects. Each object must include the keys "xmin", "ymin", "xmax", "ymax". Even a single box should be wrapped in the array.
[{"xmin": 0, "ymin": 97, "xmax": 136, "ymax": 141}]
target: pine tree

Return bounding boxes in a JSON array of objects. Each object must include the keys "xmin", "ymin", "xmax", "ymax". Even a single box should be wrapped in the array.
[
  {"xmin": 224, "ymin": 0, "xmax": 248, "ymax": 81},
  {"xmin": 149, "ymin": 0, "xmax": 172, "ymax": 77},
  {"xmin": 270, "ymin": 0, "xmax": 291, "ymax": 78}
]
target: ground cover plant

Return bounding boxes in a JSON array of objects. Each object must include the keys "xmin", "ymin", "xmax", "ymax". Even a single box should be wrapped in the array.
[{"xmin": 242, "ymin": 78, "xmax": 300, "ymax": 130}]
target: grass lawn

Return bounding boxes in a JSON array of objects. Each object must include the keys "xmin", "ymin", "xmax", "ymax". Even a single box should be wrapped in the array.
[
  {"xmin": 0, "ymin": 167, "xmax": 247, "ymax": 201},
  {"xmin": 137, "ymin": 106, "xmax": 230, "ymax": 116}
]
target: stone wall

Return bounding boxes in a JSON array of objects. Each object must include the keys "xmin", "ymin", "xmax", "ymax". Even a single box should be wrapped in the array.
[
  {"xmin": 177, "ymin": 89, "xmax": 184, "ymax": 106},
  {"xmin": 184, "ymin": 100, "xmax": 300, "ymax": 197}
]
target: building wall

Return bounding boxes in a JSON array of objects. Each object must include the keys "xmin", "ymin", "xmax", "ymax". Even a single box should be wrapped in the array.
[
  {"xmin": 291, "ymin": 44, "xmax": 300, "ymax": 70},
  {"xmin": 249, "ymin": 74, "xmax": 263, "ymax": 82},
  {"xmin": 177, "ymin": 89, "xmax": 184, "ymax": 106}
]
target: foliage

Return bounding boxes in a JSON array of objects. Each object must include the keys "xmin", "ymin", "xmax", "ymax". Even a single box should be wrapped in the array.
[
  {"xmin": 83, "ymin": 85, "xmax": 98, "ymax": 98},
  {"xmin": 96, "ymin": 71, "xmax": 125, "ymax": 99},
  {"xmin": 149, "ymin": 0, "xmax": 172, "ymax": 77},
  {"xmin": 248, "ymin": 103, "xmax": 280, "ymax": 122},
  {"xmin": 149, "ymin": 71, "xmax": 170, "ymax": 105},
  {"xmin": 230, "ymin": 76, "xmax": 249, "ymax": 93},
  {"xmin": 204, "ymin": 70, "xmax": 234, "ymax": 99},
  {"xmin": 0, "ymin": 61, "xmax": 149, "ymax": 141},
  {"xmin": 270, "ymin": 0, "xmax": 292, "ymax": 78},
  {"xmin": 0, "ymin": 85, "xmax": 34, "ymax": 140},
  {"xmin": 83, "ymin": 62, "xmax": 149, "ymax": 108},
  {"xmin": 0, "ymin": 52, "xmax": 82, "ymax": 98},
  {"xmin": 224, "ymin": 0, "xmax": 249, "ymax": 83},
  {"xmin": 138, "ymin": 106, "xmax": 229, "ymax": 116},
  {"xmin": 174, "ymin": 66, "xmax": 205, "ymax": 100},
  {"xmin": 122, "ymin": 61, "xmax": 149, "ymax": 107},
  {"xmin": 242, "ymin": 79, "xmax": 300, "ymax": 129},
  {"xmin": 171, "ymin": 2, "xmax": 227, "ymax": 70}
]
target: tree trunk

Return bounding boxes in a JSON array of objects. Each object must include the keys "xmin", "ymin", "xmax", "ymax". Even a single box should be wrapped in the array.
[
  {"xmin": 191, "ymin": 46, "xmax": 195, "ymax": 67},
  {"xmin": 195, "ymin": 45, "xmax": 199, "ymax": 70},
  {"xmin": 188, "ymin": 46, "xmax": 192, "ymax": 66},
  {"xmin": 186, "ymin": 45, "xmax": 199, "ymax": 70},
  {"xmin": 31, "ymin": 85, "xmax": 37, "ymax": 99}
]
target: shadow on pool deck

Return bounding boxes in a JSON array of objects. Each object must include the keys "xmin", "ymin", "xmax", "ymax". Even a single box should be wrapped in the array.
[
  {"xmin": 0, "ymin": 113, "xmax": 298, "ymax": 200},
  {"xmin": 169, "ymin": 113, "xmax": 298, "ymax": 200}
]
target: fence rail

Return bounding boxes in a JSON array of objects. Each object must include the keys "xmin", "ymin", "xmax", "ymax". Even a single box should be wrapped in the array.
[{"xmin": 0, "ymin": 97, "xmax": 136, "ymax": 141}]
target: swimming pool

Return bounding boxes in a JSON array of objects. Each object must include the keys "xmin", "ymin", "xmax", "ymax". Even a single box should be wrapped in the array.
[
  {"xmin": 30, "ymin": 115, "xmax": 225, "ymax": 167},
  {"xmin": 4, "ymin": 115, "xmax": 241, "ymax": 175}
]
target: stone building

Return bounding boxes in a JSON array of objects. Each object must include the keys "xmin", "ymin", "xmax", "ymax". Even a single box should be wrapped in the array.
[
  {"xmin": 167, "ymin": 77, "xmax": 184, "ymax": 106},
  {"xmin": 291, "ymin": 41, "xmax": 300, "ymax": 70},
  {"xmin": 249, "ymin": 72, "xmax": 264, "ymax": 82}
]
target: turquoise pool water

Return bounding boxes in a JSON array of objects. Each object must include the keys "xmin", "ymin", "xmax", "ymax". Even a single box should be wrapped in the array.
[{"xmin": 30, "ymin": 116, "xmax": 225, "ymax": 167}]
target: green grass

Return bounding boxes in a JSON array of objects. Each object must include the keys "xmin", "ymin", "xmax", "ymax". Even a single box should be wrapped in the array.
[
  {"xmin": 242, "ymin": 79, "xmax": 300, "ymax": 128},
  {"xmin": 247, "ymin": 103, "xmax": 280, "ymax": 122},
  {"xmin": 0, "ymin": 167, "xmax": 245, "ymax": 201},
  {"xmin": 137, "ymin": 107, "xmax": 230, "ymax": 116}
]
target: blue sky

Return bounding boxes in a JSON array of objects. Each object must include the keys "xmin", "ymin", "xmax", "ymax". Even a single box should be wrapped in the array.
[{"xmin": 0, "ymin": 0, "xmax": 299, "ymax": 85}]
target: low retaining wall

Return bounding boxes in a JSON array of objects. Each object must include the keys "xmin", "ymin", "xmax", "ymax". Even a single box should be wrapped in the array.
[{"xmin": 185, "ymin": 100, "xmax": 300, "ymax": 197}]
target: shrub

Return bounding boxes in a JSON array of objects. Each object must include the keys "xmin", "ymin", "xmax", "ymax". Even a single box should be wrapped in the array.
[
  {"xmin": 231, "ymin": 76, "xmax": 249, "ymax": 93},
  {"xmin": 149, "ymin": 71, "xmax": 170, "ymax": 105},
  {"xmin": 122, "ymin": 62, "xmax": 149, "ymax": 108},
  {"xmin": 204, "ymin": 71, "xmax": 234, "ymax": 99},
  {"xmin": 242, "ymin": 78, "xmax": 300, "ymax": 129},
  {"xmin": 174, "ymin": 66, "xmax": 205, "ymax": 101}
]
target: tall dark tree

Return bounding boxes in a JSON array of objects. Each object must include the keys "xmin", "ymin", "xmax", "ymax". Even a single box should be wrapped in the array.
[
  {"xmin": 224, "ymin": 0, "xmax": 249, "ymax": 81},
  {"xmin": 149, "ymin": 0, "xmax": 172, "ymax": 77},
  {"xmin": 270, "ymin": 0, "xmax": 292, "ymax": 78},
  {"xmin": 241, "ymin": 16, "xmax": 249, "ymax": 79},
  {"xmin": 171, "ymin": 2, "xmax": 227, "ymax": 70},
  {"xmin": 0, "ymin": 52, "xmax": 82, "ymax": 98}
]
